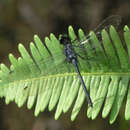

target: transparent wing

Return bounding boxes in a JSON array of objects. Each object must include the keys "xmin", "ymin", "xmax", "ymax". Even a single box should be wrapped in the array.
[
  {"xmin": 81, "ymin": 15, "xmax": 122, "ymax": 44},
  {"xmin": 94, "ymin": 15, "xmax": 121, "ymax": 33}
]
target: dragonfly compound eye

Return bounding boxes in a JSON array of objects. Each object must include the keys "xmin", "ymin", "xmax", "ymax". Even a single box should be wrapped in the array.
[{"xmin": 59, "ymin": 34, "xmax": 71, "ymax": 45}]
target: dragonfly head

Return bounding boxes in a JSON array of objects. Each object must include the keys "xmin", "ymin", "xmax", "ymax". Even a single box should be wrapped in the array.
[{"xmin": 59, "ymin": 34, "xmax": 71, "ymax": 45}]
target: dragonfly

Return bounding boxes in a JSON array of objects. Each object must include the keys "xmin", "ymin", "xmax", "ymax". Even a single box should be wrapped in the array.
[
  {"xmin": 20, "ymin": 15, "xmax": 121, "ymax": 107},
  {"xmin": 58, "ymin": 15, "xmax": 122, "ymax": 107}
]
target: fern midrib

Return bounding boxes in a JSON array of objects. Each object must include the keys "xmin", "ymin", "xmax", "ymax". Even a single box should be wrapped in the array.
[{"xmin": 5, "ymin": 72, "xmax": 130, "ymax": 84}]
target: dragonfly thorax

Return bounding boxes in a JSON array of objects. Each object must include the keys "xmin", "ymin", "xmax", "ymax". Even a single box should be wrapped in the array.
[
  {"xmin": 59, "ymin": 34, "xmax": 77, "ymax": 63},
  {"xmin": 64, "ymin": 43, "xmax": 77, "ymax": 63}
]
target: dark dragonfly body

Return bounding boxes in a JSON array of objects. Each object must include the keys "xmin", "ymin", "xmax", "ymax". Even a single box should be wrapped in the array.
[
  {"xmin": 59, "ymin": 35, "xmax": 93, "ymax": 107},
  {"xmin": 58, "ymin": 15, "xmax": 122, "ymax": 107}
]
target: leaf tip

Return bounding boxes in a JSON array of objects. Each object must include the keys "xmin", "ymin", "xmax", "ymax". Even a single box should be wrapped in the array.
[
  {"xmin": 124, "ymin": 25, "xmax": 129, "ymax": 31},
  {"xmin": 18, "ymin": 43, "xmax": 24, "ymax": 50},
  {"xmin": 68, "ymin": 25, "xmax": 73, "ymax": 31}
]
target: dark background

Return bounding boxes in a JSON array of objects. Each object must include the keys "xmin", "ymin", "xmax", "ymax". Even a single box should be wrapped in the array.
[{"xmin": 0, "ymin": 0, "xmax": 130, "ymax": 130}]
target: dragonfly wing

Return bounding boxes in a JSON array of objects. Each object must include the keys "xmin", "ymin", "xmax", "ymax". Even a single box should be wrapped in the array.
[
  {"xmin": 80, "ymin": 15, "xmax": 122, "ymax": 45},
  {"xmin": 94, "ymin": 15, "xmax": 122, "ymax": 33}
]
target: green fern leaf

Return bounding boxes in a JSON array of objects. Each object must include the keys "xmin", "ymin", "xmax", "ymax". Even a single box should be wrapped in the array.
[{"xmin": 0, "ymin": 25, "xmax": 130, "ymax": 124}]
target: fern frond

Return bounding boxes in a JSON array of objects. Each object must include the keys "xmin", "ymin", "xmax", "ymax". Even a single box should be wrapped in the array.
[{"xmin": 0, "ymin": 25, "xmax": 130, "ymax": 124}]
